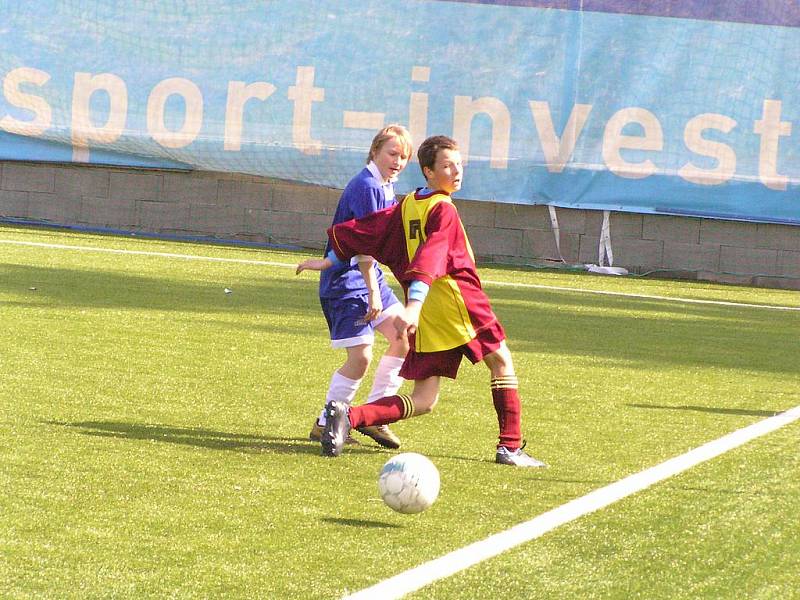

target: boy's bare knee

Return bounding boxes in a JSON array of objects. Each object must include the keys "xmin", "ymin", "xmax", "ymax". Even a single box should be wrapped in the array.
[{"xmin": 483, "ymin": 343, "xmax": 514, "ymax": 377}]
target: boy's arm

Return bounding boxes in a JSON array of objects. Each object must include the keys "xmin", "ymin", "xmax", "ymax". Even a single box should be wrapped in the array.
[
  {"xmin": 328, "ymin": 205, "xmax": 399, "ymax": 266},
  {"xmin": 357, "ymin": 256, "xmax": 383, "ymax": 322},
  {"xmin": 295, "ymin": 250, "xmax": 344, "ymax": 275},
  {"xmin": 393, "ymin": 280, "xmax": 429, "ymax": 338}
]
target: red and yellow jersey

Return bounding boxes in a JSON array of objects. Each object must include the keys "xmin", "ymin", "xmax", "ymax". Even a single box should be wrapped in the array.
[{"xmin": 328, "ymin": 189, "xmax": 499, "ymax": 352}]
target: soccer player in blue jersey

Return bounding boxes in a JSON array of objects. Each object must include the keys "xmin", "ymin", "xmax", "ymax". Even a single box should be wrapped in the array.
[{"xmin": 307, "ymin": 125, "xmax": 413, "ymax": 449}]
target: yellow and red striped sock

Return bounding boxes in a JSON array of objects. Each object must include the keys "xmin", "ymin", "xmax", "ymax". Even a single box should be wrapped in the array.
[{"xmin": 349, "ymin": 394, "xmax": 414, "ymax": 428}]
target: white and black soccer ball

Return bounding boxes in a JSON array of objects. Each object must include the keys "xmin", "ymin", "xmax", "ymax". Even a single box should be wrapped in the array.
[{"xmin": 378, "ymin": 452, "xmax": 440, "ymax": 514}]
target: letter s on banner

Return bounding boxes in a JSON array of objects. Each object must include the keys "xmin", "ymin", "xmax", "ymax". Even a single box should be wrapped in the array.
[{"xmin": 0, "ymin": 67, "xmax": 52, "ymax": 136}]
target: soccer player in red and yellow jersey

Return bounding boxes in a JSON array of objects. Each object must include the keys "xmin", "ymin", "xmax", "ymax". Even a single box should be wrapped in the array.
[{"xmin": 297, "ymin": 135, "xmax": 546, "ymax": 467}]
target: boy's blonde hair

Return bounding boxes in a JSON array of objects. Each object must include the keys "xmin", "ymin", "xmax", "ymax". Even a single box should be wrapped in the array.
[{"xmin": 367, "ymin": 124, "xmax": 412, "ymax": 163}]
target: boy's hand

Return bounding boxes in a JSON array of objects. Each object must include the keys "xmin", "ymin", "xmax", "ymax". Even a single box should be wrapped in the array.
[
  {"xmin": 357, "ymin": 256, "xmax": 382, "ymax": 322},
  {"xmin": 363, "ymin": 290, "xmax": 383, "ymax": 322},
  {"xmin": 296, "ymin": 257, "xmax": 332, "ymax": 274},
  {"xmin": 394, "ymin": 300, "xmax": 422, "ymax": 339}
]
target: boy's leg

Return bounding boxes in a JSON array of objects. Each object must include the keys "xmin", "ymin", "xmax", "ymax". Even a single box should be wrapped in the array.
[
  {"xmin": 369, "ymin": 307, "xmax": 409, "ymax": 402},
  {"xmin": 322, "ymin": 377, "xmax": 440, "ymax": 457},
  {"xmin": 483, "ymin": 343, "xmax": 522, "ymax": 450},
  {"xmin": 355, "ymin": 353, "xmax": 405, "ymax": 448},
  {"xmin": 309, "ymin": 369, "xmax": 362, "ymax": 444},
  {"xmin": 483, "ymin": 342, "xmax": 546, "ymax": 468},
  {"xmin": 365, "ymin": 354, "xmax": 405, "ymax": 403},
  {"xmin": 352, "ymin": 376, "xmax": 439, "ymax": 427},
  {"xmin": 311, "ymin": 296, "xmax": 375, "ymax": 442},
  {"xmin": 309, "ymin": 344, "xmax": 371, "ymax": 444},
  {"xmin": 354, "ymin": 309, "xmax": 410, "ymax": 449},
  {"xmin": 490, "ymin": 373, "xmax": 522, "ymax": 449}
]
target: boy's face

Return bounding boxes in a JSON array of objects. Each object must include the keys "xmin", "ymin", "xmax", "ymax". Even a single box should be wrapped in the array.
[
  {"xmin": 424, "ymin": 148, "xmax": 463, "ymax": 194},
  {"xmin": 373, "ymin": 137, "xmax": 410, "ymax": 182}
]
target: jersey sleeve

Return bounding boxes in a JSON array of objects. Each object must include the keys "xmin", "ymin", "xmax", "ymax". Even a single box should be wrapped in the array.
[
  {"xmin": 403, "ymin": 201, "xmax": 460, "ymax": 286},
  {"xmin": 328, "ymin": 204, "xmax": 399, "ymax": 265}
]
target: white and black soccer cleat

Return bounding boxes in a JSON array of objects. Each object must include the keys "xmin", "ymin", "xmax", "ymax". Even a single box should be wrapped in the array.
[
  {"xmin": 310, "ymin": 419, "xmax": 360, "ymax": 445},
  {"xmin": 495, "ymin": 444, "xmax": 547, "ymax": 468},
  {"xmin": 321, "ymin": 401, "xmax": 352, "ymax": 457}
]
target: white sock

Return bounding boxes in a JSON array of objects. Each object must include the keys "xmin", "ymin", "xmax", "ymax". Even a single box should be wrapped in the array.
[
  {"xmin": 366, "ymin": 355, "xmax": 405, "ymax": 404},
  {"xmin": 318, "ymin": 371, "xmax": 361, "ymax": 426}
]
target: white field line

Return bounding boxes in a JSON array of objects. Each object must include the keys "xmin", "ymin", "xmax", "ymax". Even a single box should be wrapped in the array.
[
  {"xmin": 482, "ymin": 279, "xmax": 800, "ymax": 312},
  {"xmin": 2, "ymin": 238, "xmax": 800, "ymax": 312},
  {"xmin": 0, "ymin": 239, "xmax": 292, "ymax": 269},
  {"xmin": 344, "ymin": 405, "xmax": 800, "ymax": 600}
]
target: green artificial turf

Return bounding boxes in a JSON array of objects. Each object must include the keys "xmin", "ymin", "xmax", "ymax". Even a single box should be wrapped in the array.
[{"xmin": 1, "ymin": 225, "xmax": 798, "ymax": 599}]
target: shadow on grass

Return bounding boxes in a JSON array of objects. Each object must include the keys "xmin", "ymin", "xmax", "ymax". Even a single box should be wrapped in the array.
[
  {"xmin": 1, "ymin": 262, "xmax": 318, "ymax": 315},
  {"xmin": 627, "ymin": 403, "xmax": 782, "ymax": 417},
  {"xmin": 321, "ymin": 517, "xmax": 402, "ymax": 529},
  {"xmin": 48, "ymin": 420, "xmax": 324, "ymax": 455},
  {"xmin": 49, "ymin": 420, "xmax": 391, "ymax": 456}
]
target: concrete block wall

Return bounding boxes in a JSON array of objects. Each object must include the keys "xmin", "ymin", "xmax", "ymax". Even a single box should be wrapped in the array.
[
  {"xmin": 0, "ymin": 160, "xmax": 342, "ymax": 248},
  {"xmin": 464, "ymin": 201, "xmax": 800, "ymax": 288},
  {"xmin": 1, "ymin": 160, "xmax": 799, "ymax": 289}
]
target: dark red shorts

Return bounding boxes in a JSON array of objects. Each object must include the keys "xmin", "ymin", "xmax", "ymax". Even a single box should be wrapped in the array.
[{"xmin": 399, "ymin": 320, "xmax": 506, "ymax": 380}]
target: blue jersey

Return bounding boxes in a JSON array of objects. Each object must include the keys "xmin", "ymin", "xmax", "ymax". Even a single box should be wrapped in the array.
[{"xmin": 319, "ymin": 165, "xmax": 396, "ymax": 299}]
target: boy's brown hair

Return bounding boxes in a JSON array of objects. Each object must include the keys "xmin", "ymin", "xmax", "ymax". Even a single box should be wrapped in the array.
[
  {"xmin": 417, "ymin": 135, "xmax": 459, "ymax": 178},
  {"xmin": 367, "ymin": 124, "xmax": 412, "ymax": 164}
]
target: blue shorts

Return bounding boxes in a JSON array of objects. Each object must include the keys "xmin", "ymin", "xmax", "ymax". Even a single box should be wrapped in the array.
[{"xmin": 321, "ymin": 284, "xmax": 402, "ymax": 348}]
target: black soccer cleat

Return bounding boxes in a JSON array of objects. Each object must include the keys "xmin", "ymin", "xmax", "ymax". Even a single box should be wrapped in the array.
[{"xmin": 321, "ymin": 401, "xmax": 352, "ymax": 457}]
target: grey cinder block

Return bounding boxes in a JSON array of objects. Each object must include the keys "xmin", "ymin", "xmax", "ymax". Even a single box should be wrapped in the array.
[
  {"xmin": 28, "ymin": 192, "xmax": 81, "ymax": 224},
  {"xmin": 0, "ymin": 190, "xmax": 30, "ymax": 218},
  {"xmin": 662, "ymin": 241, "xmax": 720, "ymax": 271},
  {"xmin": 136, "ymin": 200, "xmax": 190, "ymax": 230},
  {"xmin": 54, "ymin": 166, "xmax": 109, "ymax": 199},
  {"xmin": 700, "ymin": 219, "xmax": 760, "ymax": 246},
  {"xmin": 607, "ymin": 238, "xmax": 664, "ymax": 269},
  {"xmin": 522, "ymin": 228, "xmax": 580, "ymax": 263},
  {"xmin": 719, "ymin": 246, "xmax": 778, "ymax": 276},
  {"xmin": 643, "ymin": 215, "xmax": 701, "ymax": 244},
  {"xmin": 299, "ymin": 212, "xmax": 334, "ymax": 246},
  {"xmin": 466, "ymin": 225, "xmax": 522, "ymax": 257},
  {"xmin": 271, "ymin": 181, "xmax": 338, "ymax": 214},
  {"xmin": 80, "ymin": 196, "xmax": 137, "ymax": 228},
  {"xmin": 163, "ymin": 173, "xmax": 219, "ymax": 205},
  {"xmin": 2, "ymin": 163, "xmax": 55, "ymax": 193},
  {"xmin": 110, "ymin": 171, "xmax": 162, "ymax": 202},
  {"xmin": 218, "ymin": 179, "xmax": 270, "ymax": 210},
  {"xmin": 777, "ymin": 250, "xmax": 800, "ymax": 277},
  {"xmin": 189, "ymin": 203, "xmax": 243, "ymax": 236},
  {"xmin": 455, "ymin": 198, "xmax": 497, "ymax": 227},
  {"xmin": 260, "ymin": 210, "xmax": 303, "ymax": 243},
  {"xmin": 494, "ymin": 203, "xmax": 550, "ymax": 230}
]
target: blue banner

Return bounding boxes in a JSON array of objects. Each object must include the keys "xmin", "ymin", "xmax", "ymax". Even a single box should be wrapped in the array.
[
  {"xmin": 444, "ymin": 1, "xmax": 800, "ymax": 28},
  {"xmin": 1, "ymin": 1, "xmax": 799, "ymax": 224}
]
